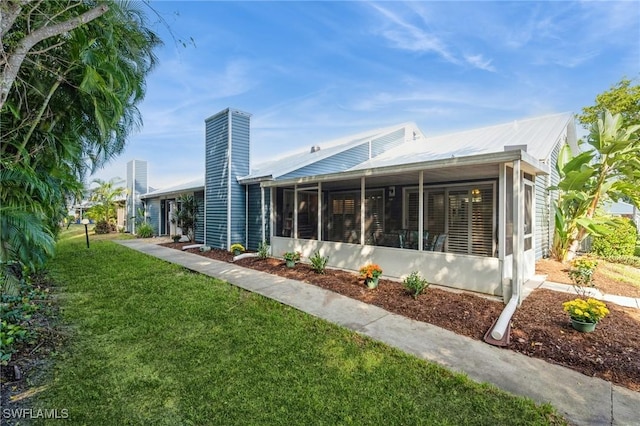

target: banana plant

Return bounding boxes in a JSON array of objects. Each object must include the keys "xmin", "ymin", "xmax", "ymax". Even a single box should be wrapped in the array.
[{"xmin": 551, "ymin": 110, "xmax": 640, "ymax": 262}]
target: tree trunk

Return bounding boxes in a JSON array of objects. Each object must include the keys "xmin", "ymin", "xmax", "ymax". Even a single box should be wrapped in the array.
[{"xmin": 0, "ymin": 4, "xmax": 108, "ymax": 109}]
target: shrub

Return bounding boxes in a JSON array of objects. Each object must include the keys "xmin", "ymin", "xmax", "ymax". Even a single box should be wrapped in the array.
[
  {"xmin": 309, "ymin": 251, "xmax": 328, "ymax": 274},
  {"xmin": 257, "ymin": 241, "xmax": 269, "ymax": 259},
  {"xmin": 94, "ymin": 220, "xmax": 111, "ymax": 234},
  {"xmin": 136, "ymin": 223, "xmax": 154, "ymax": 238},
  {"xmin": 568, "ymin": 257, "xmax": 598, "ymax": 287},
  {"xmin": 402, "ymin": 271, "xmax": 429, "ymax": 299},
  {"xmin": 283, "ymin": 251, "xmax": 301, "ymax": 262},
  {"xmin": 591, "ymin": 218, "xmax": 637, "ymax": 257},
  {"xmin": 230, "ymin": 243, "xmax": 245, "ymax": 254},
  {"xmin": 603, "ymin": 255, "xmax": 640, "ymax": 268}
]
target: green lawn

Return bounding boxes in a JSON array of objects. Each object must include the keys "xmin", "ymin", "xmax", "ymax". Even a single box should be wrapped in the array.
[{"xmin": 35, "ymin": 230, "xmax": 564, "ymax": 425}]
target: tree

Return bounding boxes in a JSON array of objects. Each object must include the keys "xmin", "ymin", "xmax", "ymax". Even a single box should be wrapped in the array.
[
  {"xmin": 0, "ymin": 0, "xmax": 109, "ymax": 109},
  {"xmin": 89, "ymin": 178, "xmax": 125, "ymax": 227},
  {"xmin": 578, "ymin": 78, "xmax": 640, "ymax": 128},
  {"xmin": 552, "ymin": 110, "xmax": 640, "ymax": 262},
  {"xmin": 1, "ymin": 1, "xmax": 161, "ymax": 286},
  {"xmin": 171, "ymin": 195, "xmax": 199, "ymax": 242}
]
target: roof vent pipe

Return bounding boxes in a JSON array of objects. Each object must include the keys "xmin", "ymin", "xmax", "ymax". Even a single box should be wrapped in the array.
[{"xmin": 310, "ymin": 145, "xmax": 321, "ymax": 153}]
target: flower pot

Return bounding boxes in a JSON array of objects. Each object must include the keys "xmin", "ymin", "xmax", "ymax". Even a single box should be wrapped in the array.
[
  {"xmin": 285, "ymin": 259, "xmax": 295, "ymax": 268},
  {"xmin": 571, "ymin": 318, "xmax": 596, "ymax": 333},
  {"xmin": 365, "ymin": 277, "xmax": 379, "ymax": 289}
]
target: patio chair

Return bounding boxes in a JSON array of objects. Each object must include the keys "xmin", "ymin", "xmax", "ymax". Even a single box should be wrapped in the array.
[
  {"xmin": 431, "ymin": 233, "xmax": 447, "ymax": 252},
  {"xmin": 422, "ymin": 231, "xmax": 430, "ymax": 250}
]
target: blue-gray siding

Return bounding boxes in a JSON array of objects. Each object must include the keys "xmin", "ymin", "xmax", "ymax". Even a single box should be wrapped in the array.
[
  {"xmin": 230, "ymin": 113, "xmax": 250, "ymax": 246},
  {"xmin": 535, "ymin": 141, "xmax": 562, "ymax": 259},
  {"xmin": 247, "ymin": 184, "xmax": 270, "ymax": 250},
  {"xmin": 371, "ymin": 128, "xmax": 405, "ymax": 157},
  {"xmin": 195, "ymin": 191, "xmax": 205, "ymax": 243},
  {"xmin": 279, "ymin": 144, "xmax": 369, "ymax": 180},
  {"xmin": 204, "ymin": 109, "xmax": 250, "ymax": 249},
  {"xmin": 147, "ymin": 198, "xmax": 160, "ymax": 236},
  {"xmin": 278, "ymin": 128, "xmax": 406, "ymax": 180}
]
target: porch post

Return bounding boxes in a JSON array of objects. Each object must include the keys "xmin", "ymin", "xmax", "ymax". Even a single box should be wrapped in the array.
[
  {"xmin": 317, "ymin": 182, "xmax": 322, "ymax": 241},
  {"xmin": 513, "ymin": 160, "xmax": 523, "ymax": 305},
  {"xmin": 294, "ymin": 184, "xmax": 298, "ymax": 239},
  {"xmin": 418, "ymin": 171, "xmax": 424, "ymax": 251},
  {"xmin": 260, "ymin": 186, "xmax": 265, "ymax": 244},
  {"xmin": 360, "ymin": 177, "xmax": 365, "ymax": 245},
  {"xmin": 270, "ymin": 187, "xmax": 275, "ymax": 242}
]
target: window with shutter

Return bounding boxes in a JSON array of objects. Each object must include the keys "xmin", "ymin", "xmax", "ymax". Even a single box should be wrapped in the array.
[{"xmin": 404, "ymin": 183, "xmax": 495, "ymax": 256}]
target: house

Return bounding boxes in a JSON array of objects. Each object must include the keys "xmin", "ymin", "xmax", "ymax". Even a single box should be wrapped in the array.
[{"xmin": 141, "ymin": 108, "xmax": 578, "ymax": 303}]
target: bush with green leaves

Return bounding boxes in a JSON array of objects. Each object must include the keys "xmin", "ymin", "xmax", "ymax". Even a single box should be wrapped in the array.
[
  {"xmin": 591, "ymin": 218, "xmax": 637, "ymax": 257},
  {"xmin": 602, "ymin": 255, "xmax": 640, "ymax": 268},
  {"xmin": 309, "ymin": 251, "xmax": 328, "ymax": 274},
  {"xmin": 94, "ymin": 220, "xmax": 112, "ymax": 234},
  {"xmin": 136, "ymin": 223, "xmax": 154, "ymax": 238},
  {"xmin": 402, "ymin": 271, "xmax": 429, "ymax": 299},
  {"xmin": 257, "ymin": 241, "xmax": 270, "ymax": 260}
]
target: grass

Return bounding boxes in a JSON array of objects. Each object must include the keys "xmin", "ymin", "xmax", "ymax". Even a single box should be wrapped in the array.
[
  {"xmin": 599, "ymin": 262, "xmax": 640, "ymax": 290},
  {"xmin": 34, "ymin": 230, "xmax": 564, "ymax": 425}
]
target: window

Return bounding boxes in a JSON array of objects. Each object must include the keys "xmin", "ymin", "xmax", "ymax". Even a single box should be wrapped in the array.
[
  {"xmin": 328, "ymin": 189, "xmax": 384, "ymax": 244},
  {"xmin": 405, "ymin": 183, "xmax": 495, "ymax": 256},
  {"xmin": 524, "ymin": 181, "xmax": 533, "ymax": 251}
]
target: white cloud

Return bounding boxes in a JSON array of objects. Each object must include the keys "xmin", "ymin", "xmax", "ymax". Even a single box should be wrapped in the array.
[
  {"xmin": 464, "ymin": 54, "xmax": 496, "ymax": 72},
  {"xmin": 368, "ymin": 3, "xmax": 457, "ymax": 63}
]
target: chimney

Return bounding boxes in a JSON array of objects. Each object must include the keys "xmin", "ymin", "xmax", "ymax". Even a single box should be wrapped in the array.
[{"xmin": 310, "ymin": 145, "xmax": 321, "ymax": 153}]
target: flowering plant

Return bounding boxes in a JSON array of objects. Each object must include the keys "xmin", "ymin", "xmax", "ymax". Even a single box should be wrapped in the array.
[
  {"xmin": 562, "ymin": 298, "xmax": 609, "ymax": 324},
  {"xmin": 359, "ymin": 263, "xmax": 382, "ymax": 280},
  {"xmin": 568, "ymin": 257, "xmax": 598, "ymax": 288},
  {"xmin": 282, "ymin": 251, "xmax": 301, "ymax": 262},
  {"xmin": 230, "ymin": 243, "xmax": 245, "ymax": 253}
]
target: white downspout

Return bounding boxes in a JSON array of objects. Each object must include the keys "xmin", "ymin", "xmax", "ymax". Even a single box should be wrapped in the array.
[{"xmin": 491, "ymin": 159, "xmax": 522, "ymax": 341}]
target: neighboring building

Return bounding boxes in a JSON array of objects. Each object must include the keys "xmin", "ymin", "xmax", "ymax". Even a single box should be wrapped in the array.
[
  {"xmin": 141, "ymin": 108, "xmax": 578, "ymax": 303},
  {"xmin": 126, "ymin": 159, "xmax": 148, "ymax": 234},
  {"xmin": 603, "ymin": 200, "xmax": 640, "ymax": 232}
]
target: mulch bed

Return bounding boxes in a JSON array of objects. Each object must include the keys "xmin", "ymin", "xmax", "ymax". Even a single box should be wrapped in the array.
[{"xmin": 163, "ymin": 243, "xmax": 640, "ymax": 391}]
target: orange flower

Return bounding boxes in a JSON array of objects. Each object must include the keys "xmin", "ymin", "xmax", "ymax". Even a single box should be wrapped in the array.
[{"xmin": 359, "ymin": 263, "xmax": 382, "ymax": 279}]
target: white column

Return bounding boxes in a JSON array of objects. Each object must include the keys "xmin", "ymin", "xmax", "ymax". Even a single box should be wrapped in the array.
[
  {"xmin": 261, "ymin": 186, "xmax": 266, "ymax": 244},
  {"xmin": 317, "ymin": 182, "xmax": 322, "ymax": 241},
  {"xmin": 513, "ymin": 160, "xmax": 523, "ymax": 306},
  {"xmin": 293, "ymin": 185, "xmax": 298, "ymax": 239},
  {"xmin": 418, "ymin": 171, "xmax": 424, "ymax": 251},
  {"xmin": 360, "ymin": 177, "xmax": 366, "ymax": 245}
]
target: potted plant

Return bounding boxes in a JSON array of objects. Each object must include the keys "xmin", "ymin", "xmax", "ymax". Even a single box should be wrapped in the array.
[
  {"xmin": 562, "ymin": 298, "xmax": 610, "ymax": 332},
  {"xmin": 359, "ymin": 263, "xmax": 382, "ymax": 289},
  {"xmin": 171, "ymin": 234, "xmax": 181, "ymax": 243},
  {"xmin": 230, "ymin": 243, "xmax": 245, "ymax": 256},
  {"xmin": 282, "ymin": 251, "xmax": 301, "ymax": 268}
]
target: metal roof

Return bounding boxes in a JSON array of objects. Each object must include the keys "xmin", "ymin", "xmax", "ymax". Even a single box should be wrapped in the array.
[
  {"xmin": 239, "ymin": 122, "xmax": 423, "ymax": 182},
  {"xmin": 349, "ymin": 112, "xmax": 574, "ymax": 172},
  {"xmin": 141, "ymin": 178, "xmax": 204, "ymax": 199}
]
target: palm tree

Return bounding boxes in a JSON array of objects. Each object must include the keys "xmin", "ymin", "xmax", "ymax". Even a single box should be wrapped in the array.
[{"xmin": 89, "ymin": 178, "xmax": 126, "ymax": 227}]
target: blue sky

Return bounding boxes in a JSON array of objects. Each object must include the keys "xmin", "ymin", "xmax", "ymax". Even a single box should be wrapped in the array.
[{"xmin": 93, "ymin": 1, "xmax": 639, "ymax": 190}]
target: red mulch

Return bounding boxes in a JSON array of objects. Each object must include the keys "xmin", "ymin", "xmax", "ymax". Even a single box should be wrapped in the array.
[{"xmin": 162, "ymin": 243, "xmax": 640, "ymax": 392}]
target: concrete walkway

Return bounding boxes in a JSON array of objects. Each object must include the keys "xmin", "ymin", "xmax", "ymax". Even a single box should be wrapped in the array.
[
  {"xmin": 118, "ymin": 240, "xmax": 639, "ymax": 426},
  {"xmin": 525, "ymin": 278, "xmax": 640, "ymax": 309}
]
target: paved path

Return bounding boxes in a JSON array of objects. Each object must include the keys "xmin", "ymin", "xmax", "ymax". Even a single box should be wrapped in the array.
[{"xmin": 118, "ymin": 240, "xmax": 639, "ymax": 426}]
